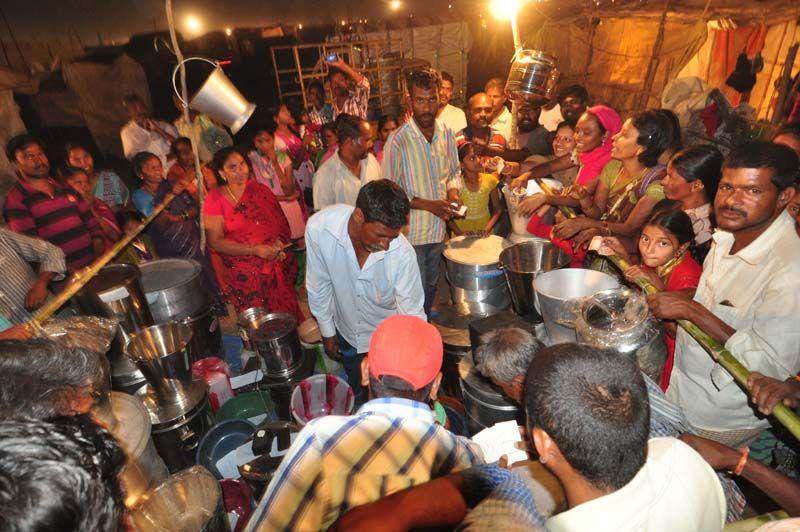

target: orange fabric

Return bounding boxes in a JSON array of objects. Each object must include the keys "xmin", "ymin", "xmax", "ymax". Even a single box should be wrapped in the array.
[{"xmin": 708, "ymin": 24, "xmax": 767, "ymax": 105}]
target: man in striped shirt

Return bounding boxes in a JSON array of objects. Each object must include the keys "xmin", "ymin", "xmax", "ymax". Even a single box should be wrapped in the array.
[
  {"xmin": 3, "ymin": 134, "xmax": 103, "ymax": 271},
  {"xmin": 327, "ymin": 56, "xmax": 370, "ymax": 121},
  {"xmin": 382, "ymin": 69, "xmax": 463, "ymax": 317},
  {"xmin": 0, "ymin": 228, "xmax": 66, "ymax": 325},
  {"xmin": 245, "ymin": 315, "xmax": 484, "ymax": 532}
]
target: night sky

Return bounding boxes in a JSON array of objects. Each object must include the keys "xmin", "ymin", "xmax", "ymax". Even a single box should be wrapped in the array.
[{"xmin": 3, "ymin": 0, "xmax": 460, "ymax": 43}]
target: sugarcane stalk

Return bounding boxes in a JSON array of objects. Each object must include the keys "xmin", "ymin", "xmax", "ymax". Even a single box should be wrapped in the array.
[
  {"xmin": 606, "ymin": 253, "xmax": 800, "ymax": 442},
  {"xmin": 533, "ymin": 177, "xmax": 578, "ymax": 219},
  {"xmin": 32, "ymin": 193, "xmax": 176, "ymax": 323}
]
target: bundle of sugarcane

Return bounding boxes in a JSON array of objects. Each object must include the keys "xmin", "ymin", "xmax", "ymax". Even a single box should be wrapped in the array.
[
  {"xmin": 532, "ymin": 177, "xmax": 578, "ymax": 220},
  {"xmin": 606, "ymin": 253, "xmax": 800, "ymax": 442},
  {"xmin": 32, "ymin": 193, "xmax": 176, "ymax": 324}
]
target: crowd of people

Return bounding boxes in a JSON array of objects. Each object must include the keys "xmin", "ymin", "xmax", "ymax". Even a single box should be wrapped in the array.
[{"xmin": 1, "ymin": 54, "xmax": 800, "ymax": 531}]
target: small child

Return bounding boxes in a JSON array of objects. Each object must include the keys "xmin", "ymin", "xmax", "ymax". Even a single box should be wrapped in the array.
[
  {"xmin": 449, "ymin": 142, "xmax": 502, "ymax": 237},
  {"xmin": 598, "ymin": 208, "xmax": 702, "ymax": 391},
  {"xmin": 114, "ymin": 210, "xmax": 158, "ymax": 265}
]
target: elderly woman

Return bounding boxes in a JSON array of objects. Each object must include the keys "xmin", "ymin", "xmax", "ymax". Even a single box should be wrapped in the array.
[{"xmin": 203, "ymin": 147, "xmax": 303, "ymax": 322}]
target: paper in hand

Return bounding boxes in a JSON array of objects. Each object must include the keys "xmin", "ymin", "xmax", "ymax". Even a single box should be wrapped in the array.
[{"xmin": 471, "ymin": 420, "xmax": 528, "ymax": 464}]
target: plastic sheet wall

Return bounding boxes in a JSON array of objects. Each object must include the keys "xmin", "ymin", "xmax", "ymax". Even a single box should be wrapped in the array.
[
  {"xmin": 63, "ymin": 54, "xmax": 152, "ymax": 157},
  {"xmin": 523, "ymin": 16, "xmax": 708, "ymax": 118}
]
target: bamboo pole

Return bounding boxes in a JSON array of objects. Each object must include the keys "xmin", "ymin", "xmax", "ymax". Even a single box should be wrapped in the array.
[
  {"xmin": 605, "ymin": 253, "xmax": 800, "ymax": 442},
  {"xmin": 31, "ymin": 193, "xmax": 176, "ymax": 323}
]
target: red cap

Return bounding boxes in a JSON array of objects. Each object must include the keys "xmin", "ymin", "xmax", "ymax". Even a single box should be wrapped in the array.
[{"xmin": 368, "ymin": 315, "xmax": 443, "ymax": 390}]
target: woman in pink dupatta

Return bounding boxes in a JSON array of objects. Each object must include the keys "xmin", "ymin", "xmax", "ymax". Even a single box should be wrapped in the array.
[
  {"xmin": 204, "ymin": 147, "xmax": 303, "ymax": 322},
  {"xmin": 514, "ymin": 105, "xmax": 623, "ymax": 215}
]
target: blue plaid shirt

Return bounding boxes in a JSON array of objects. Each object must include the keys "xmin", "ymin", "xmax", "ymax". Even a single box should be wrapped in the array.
[{"xmin": 244, "ymin": 397, "xmax": 484, "ymax": 531}]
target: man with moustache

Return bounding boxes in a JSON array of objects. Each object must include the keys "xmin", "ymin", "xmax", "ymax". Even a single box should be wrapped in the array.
[
  {"xmin": 455, "ymin": 93, "xmax": 507, "ymax": 158},
  {"xmin": 306, "ymin": 180, "xmax": 425, "ymax": 404},
  {"xmin": 648, "ymin": 142, "xmax": 800, "ymax": 448},
  {"xmin": 3, "ymin": 134, "xmax": 103, "ymax": 271},
  {"xmin": 383, "ymin": 69, "xmax": 462, "ymax": 318}
]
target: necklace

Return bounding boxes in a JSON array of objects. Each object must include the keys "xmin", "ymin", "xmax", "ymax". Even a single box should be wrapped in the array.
[{"xmin": 224, "ymin": 185, "xmax": 244, "ymax": 204}]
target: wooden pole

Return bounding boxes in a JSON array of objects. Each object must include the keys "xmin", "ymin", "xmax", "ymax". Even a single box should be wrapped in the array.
[
  {"xmin": 639, "ymin": 0, "xmax": 671, "ymax": 110},
  {"xmin": 165, "ymin": 0, "xmax": 207, "ymax": 250},
  {"xmin": 32, "ymin": 194, "xmax": 176, "ymax": 323}
]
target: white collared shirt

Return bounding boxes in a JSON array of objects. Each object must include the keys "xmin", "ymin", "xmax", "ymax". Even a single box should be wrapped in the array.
[
  {"xmin": 437, "ymin": 103, "xmax": 468, "ymax": 134},
  {"xmin": 305, "ymin": 205, "xmax": 426, "ymax": 352},
  {"xmin": 667, "ymin": 211, "xmax": 800, "ymax": 432},
  {"xmin": 546, "ymin": 437, "xmax": 726, "ymax": 532},
  {"xmin": 490, "ymin": 106, "xmax": 513, "ymax": 143},
  {"xmin": 120, "ymin": 120, "xmax": 178, "ymax": 169},
  {"xmin": 312, "ymin": 150, "xmax": 381, "ymax": 211}
]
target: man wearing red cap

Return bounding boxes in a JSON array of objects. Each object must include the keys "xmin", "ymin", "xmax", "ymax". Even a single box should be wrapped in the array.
[{"xmin": 244, "ymin": 315, "xmax": 484, "ymax": 532}]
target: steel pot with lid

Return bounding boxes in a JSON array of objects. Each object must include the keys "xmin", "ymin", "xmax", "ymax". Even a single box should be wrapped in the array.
[
  {"xmin": 139, "ymin": 259, "xmax": 208, "ymax": 322},
  {"xmin": 444, "ymin": 235, "xmax": 512, "ymax": 316},
  {"xmin": 251, "ymin": 313, "xmax": 303, "ymax": 378},
  {"xmin": 574, "ymin": 288, "xmax": 667, "ymax": 383},
  {"xmin": 505, "ymin": 49, "xmax": 559, "ymax": 106}
]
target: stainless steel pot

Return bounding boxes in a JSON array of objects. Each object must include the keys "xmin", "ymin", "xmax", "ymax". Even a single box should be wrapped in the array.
[
  {"xmin": 251, "ymin": 313, "xmax": 303, "ymax": 378},
  {"xmin": 139, "ymin": 259, "xmax": 208, "ymax": 322},
  {"xmin": 458, "ymin": 352, "xmax": 522, "ymax": 436},
  {"xmin": 74, "ymin": 264, "xmax": 151, "ymax": 392},
  {"xmin": 237, "ymin": 307, "xmax": 270, "ymax": 351},
  {"xmin": 575, "ymin": 288, "xmax": 667, "ymax": 383},
  {"xmin": 499, "ymin": 240, "xmax": 571, "ymax": 321},
  {"xmin": 182, "ymin": 306, "xmax": 223, "ymax": 359},
  {"xmin": 533, "ymin": 269, "xmax": 619, "ymax": 344},
  {"xmin": 139, "ymin": 381, "xmax": 215, "ymax": 474},
  {"xmin": 443, "ymin": 235, "xmax": 511, "ymax": 291},
  {"xmin": 505, "ymin": 49, "xmax": 559, "ymax": 106}
]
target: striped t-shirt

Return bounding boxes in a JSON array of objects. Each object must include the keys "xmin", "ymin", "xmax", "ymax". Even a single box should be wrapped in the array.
[{"xmin": 3, "ymin": 177, "xmax": 101, "ymax": 270}]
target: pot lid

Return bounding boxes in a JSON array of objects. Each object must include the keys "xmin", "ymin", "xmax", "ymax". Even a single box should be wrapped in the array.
[
  {"xmin": 139, "ymin": 259, "xmax": 202, "ymax": 293},
  {"xmin": 93, "ymin": 391, "xmax": 152, "ymax": 458},
  {"xmin": 431, "ymin": 306, "xmax": 472, "ymax": 349},
  {"xmin": 581, "ymin": 288, "xmax": 648, "ymax": 332},
  {"xmin": 79, "ymin": 264, "xmax": 140, "ymax": 297},
  {"xmin": 252, "ymin": 313, "xmax": 298, "ymax": 341},
  {"xmin": 443, "ymin": 235, "xmax": 511, "ymax": 266}
]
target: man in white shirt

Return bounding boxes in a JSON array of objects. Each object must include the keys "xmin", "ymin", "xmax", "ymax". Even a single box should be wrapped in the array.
[
  {"xmin": 313, "ymin": 114, "xmax": 381, "ymax": 210},
  {"xmin": 485, "ymin": 77, "xmax": 512, "ymax": 143},
  {"xmin": 436, "ymin": 71, "xmax": 467, "ymax": 134},
  {"xmin": 528, "ymin": 345, "xmax": 726, "ymax": 532},
  {"xmin": 649, "ymin": 141, "xmax": 800, "ymax": 447},
  {"xmin": 306, "ymin": 179, "xmax": 425, "ymax": 404},
  {"xmin": 119, "ymin": 94, "xmax": 178, "ymax": 169}
]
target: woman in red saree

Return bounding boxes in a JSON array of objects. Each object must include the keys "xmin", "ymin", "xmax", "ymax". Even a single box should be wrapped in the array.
[{"xmin": 203, "ymin": 147, "xmax": 303, "ymax": 322}]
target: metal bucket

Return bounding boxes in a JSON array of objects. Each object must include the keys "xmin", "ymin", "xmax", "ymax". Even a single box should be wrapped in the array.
[
  {"xmin": 251, "ymin": 313, "xmax": 303, "ymax": 378},
  {"xmin": 139, "ymin": 259, "xmax": 208, "ymax": 323},
  {"xmin": 499, "ymin": 241, "xmax": 571, "ymax": 321},
  {"xmin": 533, "ymin": 269, "xmax": 619, "ymax": 344},
  {"xmin": 237, "ymin": 307, "xmax": 270, "ymax": 351},
  {"xmin": 505, "ymin": 49, "xmax": 559, "ymax": 106},
  {"xmin": 125, "ymin": 321, "xmax": 196, "ymax": 405},
  {"xmin": 74, "ymin": 264, "xmax": 151, "ymax": 392},
  {"xmin": 458, "ymin": 352, "xmax": 522, "ymax": 436}
]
